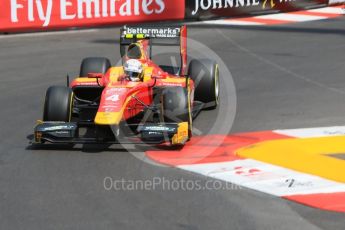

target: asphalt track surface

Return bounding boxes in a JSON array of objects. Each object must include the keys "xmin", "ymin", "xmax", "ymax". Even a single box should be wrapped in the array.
[{"xmin": 1, "ymin": 17, "xmax": 345, "ymax": 230}]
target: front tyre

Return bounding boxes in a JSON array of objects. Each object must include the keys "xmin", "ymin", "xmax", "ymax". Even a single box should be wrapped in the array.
[
  {"xmin": 162, "ymin": 87, "xmax": 192, "ymax": 143},
  {"xmin": 43, "ymin": 86, "xmax": 73, "ymax": 122}
]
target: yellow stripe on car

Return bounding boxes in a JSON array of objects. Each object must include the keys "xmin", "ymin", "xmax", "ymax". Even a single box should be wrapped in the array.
[
  {"xmin": 125, "ymin": 34, "xmax": 134, "ymax": 39},
  {"xmin": 74, "ymin": 78, "xmax": 98, "ymax": 83},
  {"xmin": 69, "ymin": 92, "xmax": 74, "ymax": 122},
  {"xmin": 137, "ymin": 34, "xmax": 145, "ymax": 39}
]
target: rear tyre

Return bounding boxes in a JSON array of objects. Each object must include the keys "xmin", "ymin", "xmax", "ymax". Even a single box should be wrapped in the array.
[
  {"xmin": 189, "ymin": 59, "xmax": 219, "ymax": 110},
  {"xmin": 79, "ymin": 57, "xmax": 111, "ymax": 77},
  {"xmin": 43, "ymin": 86, "xmax": 73, "ymax": 122}
]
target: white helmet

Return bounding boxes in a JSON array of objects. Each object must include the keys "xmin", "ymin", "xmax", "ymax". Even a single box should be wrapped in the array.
[{"xmin": 124, "ymin": 59, "xmax": 143, "ymax": 82}]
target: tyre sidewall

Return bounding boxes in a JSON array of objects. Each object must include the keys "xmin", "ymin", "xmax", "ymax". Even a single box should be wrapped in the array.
[{"xmin": 43, "ymin": 86, "xmax": 73, "ymax": 122}]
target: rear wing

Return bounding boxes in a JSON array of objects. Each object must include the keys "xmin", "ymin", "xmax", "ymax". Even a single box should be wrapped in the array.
[{"xmin": 120, "ymin": 25, "xmax": 187, "ymax": 75}]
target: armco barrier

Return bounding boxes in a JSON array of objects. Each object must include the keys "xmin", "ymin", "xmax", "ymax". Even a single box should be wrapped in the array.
[
  {"xmin": 0, "ymin": 0, "xmax": 344, "ymax": 33},
  {"xmin": 0, "ymin": 0, "xmax": 185, "ymax": 32},
  {"xmin": 185, "ymin": 0, "xmax": 330, "ymax": 20},
  {"xmin": 329, "ymin": 0, "xmax": 345, "ymax": 4}
]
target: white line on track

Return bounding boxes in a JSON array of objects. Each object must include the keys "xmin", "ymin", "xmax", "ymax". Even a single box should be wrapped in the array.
[
  {"xmin": 179, "ymin": 159, "xmax": 345, "ymax": 197},
  {"xmin": 203, "ymin": 20, "xmax": 263, "ymax": 26},
  {"xmin": 275, "ymin": 126, "xmax": 345, "ymax": 138},
  {"xmin": 255, "ymin": 13, "xmax": 326, "ymax": 21},
  {"xmin": 309, "ymin": 6, "xmax": 345, "ymax": 14},
  {"xmin": 197, "ymin": 6, "xmax": 345, "ymax": 26}
]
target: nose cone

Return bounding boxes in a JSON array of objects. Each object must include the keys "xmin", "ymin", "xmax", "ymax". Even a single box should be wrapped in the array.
[
  {"xmin": 94, "ymin": 87, "xmax": 130, "ymax": 125},
  {"xmin": 95, "ymin": 112, "xmax": 123, "ymax": 125}
]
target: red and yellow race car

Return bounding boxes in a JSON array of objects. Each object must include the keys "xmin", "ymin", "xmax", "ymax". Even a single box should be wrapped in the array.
[{"xmin": 33, "ymin": 25, "xmax": 219, "ymax": 146}]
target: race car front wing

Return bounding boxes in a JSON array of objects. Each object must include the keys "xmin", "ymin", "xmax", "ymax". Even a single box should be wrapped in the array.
[{"xmin": 33, "ymin": 121, "xmax": 189, "ymax": 145}]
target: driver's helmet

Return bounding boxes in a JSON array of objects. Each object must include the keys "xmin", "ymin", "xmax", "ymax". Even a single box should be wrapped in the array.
[{"xmin": 124, "ymin": 59, "xmax": 143, "ymax": 82}]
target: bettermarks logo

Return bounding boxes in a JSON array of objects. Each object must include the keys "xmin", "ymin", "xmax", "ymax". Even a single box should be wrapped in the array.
[{"xmin": 125, "ymin": 27, "xmax": 180, "ymax": 38}]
